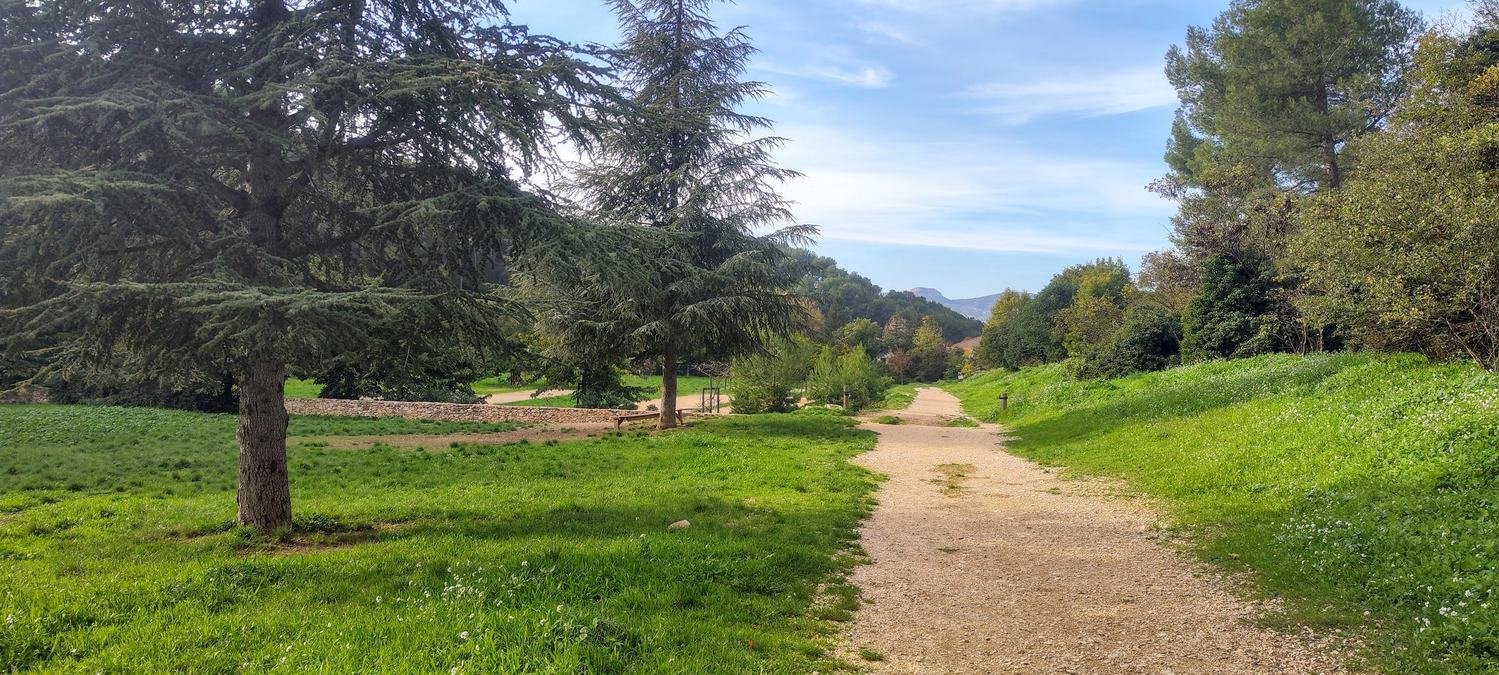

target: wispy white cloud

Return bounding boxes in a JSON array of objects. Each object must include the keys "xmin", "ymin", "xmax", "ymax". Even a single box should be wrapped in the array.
[
  {"xmin": 772, "ymin": 124, "xmax": 1171, "ymax": 254},
  {"xmin": 854, "ymin": 20, "xmax": 923, "ymax": 46},
  {"xmin": 962, "ymin": 66, "xmax": 1177, "ymax": 124},
  {"xmin": 755, "ymin": 61, "xmax": 894, "ymax": 88}
]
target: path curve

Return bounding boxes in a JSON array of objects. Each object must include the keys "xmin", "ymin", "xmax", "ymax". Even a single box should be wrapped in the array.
[{"xmin": 840, "ymin": 387, "xmax": 1349, "ymax": 673}]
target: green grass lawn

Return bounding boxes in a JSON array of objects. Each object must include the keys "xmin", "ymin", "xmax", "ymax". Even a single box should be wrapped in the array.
[
  {"xmin": 623, "ymin": 375, "xmax": 715, "ymax": 399},
  {"xmin": 283, "ymin": 378, "xmax": 324, "ymax": 398},
  {"xmin": 878, "ymin": 383, "xmax": 919, "ymax": 411},
  {"xmin": 0, "ymin": 405, "xmax": 877, "ymax": 671},
  {"xmin": 946, "ymin": 353, "xmax": 1499, "ymax": 673}
]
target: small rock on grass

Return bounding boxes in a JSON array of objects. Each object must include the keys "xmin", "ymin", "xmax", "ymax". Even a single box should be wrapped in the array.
[{"xmin": 668, "ymin": 519, "xmax": 691, "ymax": 530}]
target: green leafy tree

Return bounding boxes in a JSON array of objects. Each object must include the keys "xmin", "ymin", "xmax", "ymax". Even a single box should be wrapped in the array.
[
  {"xmin": 1153, "ymin": 0, "xmax": 1423, "ymax": 359},
  {"xmin": 728, "ymin": 336, "xmax": 814, "ymax": 413},
  {"xmin": 1293, "ymin": 22, "xmax": 1499, "ymax": 368},
  {"xmin": 1079, "ymin": 305, "xmax": 1183, "ymax": 379},
  {"xmin": 979, "ymin": 259, "xmax": 1130, "ymax": 370},
  {"xmin": 1055, "ymin": 295, "xmax": 1126, "ymax": 362},
  {"xmin": 834, "ymin": 318, "xmax": 884, "ymax": 356},
  {"xmin": 882, "ymin": 314, "xmax": 914, "ymax": 351},
  {"xmin": 1167, "ymin": 0, "xmax": 1422, "ymax": 190},
  {"xmin": 944, "ymin": 347, "xmax": 969, "ymax": 380},
  {"xmin": 1181, "ymin": 255, "xmax": 1282, "ymax": 361},
  {"xmin": 554, "ymin": 0, "xmax": 811, "ymax": 429},
  {"xmin": 910, "ymin": 316, "xmax": 948, "ymax": 382},
  {"xmin": 974, "ymin": 289, "xmax": 1032, "ymax": 367},
  {"xmin": 806, "ymin": 347, "xmax": 890, "ymax": 411},
  {"xmin": 1051, "ymin": 259, "xmax": 1133, "ymax": 361},
  {"xmin": 0, "ymin": 0, "xmax": 609, "ymax": 530},
  {"xmin": 1137, "ymin": 250, "xmax": 1200, "ymax": 313}
]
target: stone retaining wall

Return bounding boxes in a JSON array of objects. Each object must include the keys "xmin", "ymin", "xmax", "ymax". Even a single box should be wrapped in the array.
[{"xmin": 283, "ymin": 397, "xmax": 642, "ymax": 425}]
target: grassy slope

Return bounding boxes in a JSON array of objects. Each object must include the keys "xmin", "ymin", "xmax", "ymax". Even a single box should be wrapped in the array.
[
  {"xmin": 0, "ymin": 406, "xmax": 877, "ymax": 672},
  {"xmin": 878, "ymin": 383, "xmax": 919, "ymax": 411},
  {"xmin": 945, "ymin": 353, "xmax": 1499, "ymax": 672}
]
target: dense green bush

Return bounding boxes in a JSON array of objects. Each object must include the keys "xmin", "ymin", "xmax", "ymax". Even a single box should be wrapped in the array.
[
  {"xmin": 1079, "ymin": 305, "xmax": 1182, "ymax": 379},
  {"xmin": 569, "ymin": 366, "xmax": 652, "ymax": 410},
  {"xmin": 1180, "ymin": 254, "xmax": 1279, "ymax": 362},
  {"xmin": 1291, "ymin": 26, "xmax": 1499, "ymax": 369},
  {"xmin": 978, "ymin": 259, "xmax": 1131, "ymax": 370},
  {"xmin": 729, "ymin": 338, "xmax": 815, "ymax": 413},
  {"xmin": 805, "ymin": 347, "xmax": 891, "ymax": 412}
]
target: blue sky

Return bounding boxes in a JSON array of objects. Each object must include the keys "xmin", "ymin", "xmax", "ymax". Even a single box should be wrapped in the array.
[{"xmin": 509, "ymin": 0, "xmax": 1474, "ymax": 299}]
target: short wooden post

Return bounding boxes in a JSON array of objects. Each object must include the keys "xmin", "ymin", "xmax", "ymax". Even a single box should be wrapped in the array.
[{"xmin": 1000, "ymin": 393, "xmax": 1009, "ymax": 414}]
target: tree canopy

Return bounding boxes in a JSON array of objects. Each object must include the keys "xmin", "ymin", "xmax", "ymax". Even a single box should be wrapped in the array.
[
  {"xmin": 536, "ymin": 0, "xmax": 812, "ymax": 428},
  {"xmin": 1167, "ymin": 0, "xmax": 1422, "ymax": 190},
  {"xmin": 0, "ymin": 0, "xmax": 615, "ymax": 530},
  {"xmin": 1292, "ymin": 21, "xmax": 1499, "ymax": 368}
]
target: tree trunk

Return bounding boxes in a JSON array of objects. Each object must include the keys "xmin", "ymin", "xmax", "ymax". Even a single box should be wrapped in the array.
[
  {"xmin": 237, "ymin": 359, "xmax": 292, "ymax": 531},
  {"xmin": 658, "ymin": 346, "xmax": 679, "ymax": 430},
  {"xmin": 1323, "ymin": 140, "xmax": 1342, "ymax": 190}
]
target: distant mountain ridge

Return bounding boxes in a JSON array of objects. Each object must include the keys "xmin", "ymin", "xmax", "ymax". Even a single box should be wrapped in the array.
[{"xmin": 910, "ymin": 287, "xmax": 1000, "ymax": 321}]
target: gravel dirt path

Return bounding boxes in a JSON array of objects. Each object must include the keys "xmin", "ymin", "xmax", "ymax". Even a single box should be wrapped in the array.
[
  {"xmin": 839, "ymin": 387, "xmax": 1351, "ymax": 674},
  {"xmin": 484, "ymin": 389, "xmax": 572, "ymax": 405}
]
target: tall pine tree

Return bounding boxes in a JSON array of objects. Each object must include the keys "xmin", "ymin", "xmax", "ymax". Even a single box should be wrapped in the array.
[
  {"xmin": 0, "ymin": 0, "xmax": 614, "ymax": 530},
  {"xmin": 1167, "ymin": 0, "xmax": 1422, "ymax": 191},
  {"xmin": 542, "ymin": 0, "xmax": 812, "ymax": 429}
]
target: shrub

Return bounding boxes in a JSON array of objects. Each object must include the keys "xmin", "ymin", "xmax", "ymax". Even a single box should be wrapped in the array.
[
  {"xmin": 805, "ymin": 347, "xmax": 891, "ymax": 412},
  {"xmin": 1180, "ymin": 254, "xmax": 1279, "ymax": 362},
  {"xmin": 729, "ymin": 337, "xmax": 814, "ymax": 414},
  {"xmin": 1079, "ymin": 305, "xmax": 1183, "ymax": 379}
]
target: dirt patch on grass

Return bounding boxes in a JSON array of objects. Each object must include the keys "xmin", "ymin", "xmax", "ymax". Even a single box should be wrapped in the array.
[
  {"xmin": 259, "ymin": 521, "xmax": 412, "ymax": 555},
  {"xmin": 929, "ymin": 463, "xmax": 977, "ymax": 496}
]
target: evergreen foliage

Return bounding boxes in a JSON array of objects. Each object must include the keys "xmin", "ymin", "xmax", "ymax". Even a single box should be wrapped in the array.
[
  {"xmin": 1167, "ymin": 0, "xmax": 1422, "ymax": 190},
  {"xmin": 542, "ymin": 0, "xmax": 810, "ymax": 429},
  {"xmin": 1180, "ymin": 255, "xmax": 1281, "ymax": 362},
  {"xmin": 0, "ymin": 0, "xmax": 614, "ymax": 530},
  {"xmin": 1079, "ymin": 305, "xmax": 1183, "ymax": 379},
  {"xmin": 975, "ymin": 259, "xmax": 1130, "ymax": 370},
  {"xmin": 833, "ymin": 318, "xmax": 884, "ymax": 356}
]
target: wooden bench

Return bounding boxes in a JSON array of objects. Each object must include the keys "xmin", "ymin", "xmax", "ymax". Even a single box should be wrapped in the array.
[
  {"xmin": 613, "ymin": 408, "xmax": 711, "ymax": 429},
  {"xmin": 612, "ymin": 411, "xmax": 660, "ymax": 430}
]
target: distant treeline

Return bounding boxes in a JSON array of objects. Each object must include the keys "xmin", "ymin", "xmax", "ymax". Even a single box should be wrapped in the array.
[
  {"xmin": 976, "ymin": 0, "xmax": 1499, "ymax": 378},
  {"xmin": 791, "ymin": 251, "xmax": 982, "ymax": 344}
]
